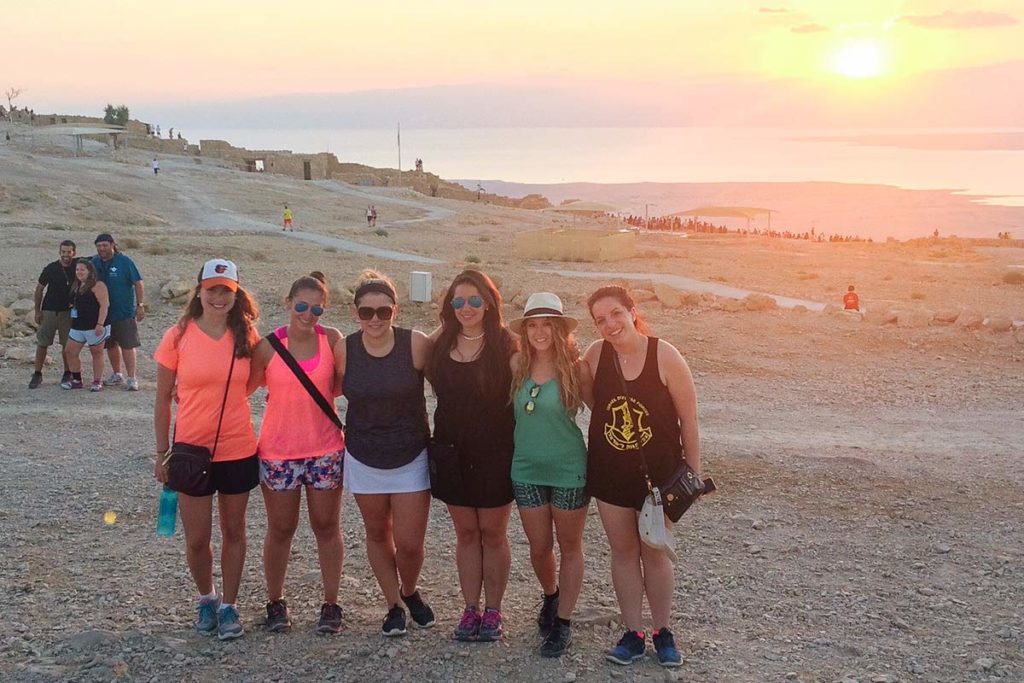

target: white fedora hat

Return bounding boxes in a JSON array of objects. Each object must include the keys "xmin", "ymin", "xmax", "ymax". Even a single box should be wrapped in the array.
[{"xmin": 509, "ymin": 292, "xmax": 578, "ymax": 335}]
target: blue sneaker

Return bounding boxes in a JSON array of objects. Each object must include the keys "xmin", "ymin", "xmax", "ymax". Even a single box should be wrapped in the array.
[
  {"xmin": 652, "ymin": 627, "xmax": 682, "ymax": 667},
  {"xmin": 195, "ymin": 596, "xmax": 220, "ymax": 635},
  {"xmin": 217, "ymin": 605, "xmax": 244, "ymax": 641},
  {"xmin": 606, "ymin": 630, "xmax": 646, "ymax": 665}
]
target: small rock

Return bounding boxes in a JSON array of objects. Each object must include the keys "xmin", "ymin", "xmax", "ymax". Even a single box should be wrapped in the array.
[
  {"xmin": 751, "ymin": 519, "xmax": 766, "ymax": 530},
  {"xmin": 973, "ymin": 658, "xmax": 995, "ymax": 672},
  {"xmin": 748, "ymin": 545, "xmax": 762, "ymax": 555},
  {"xmin": 934, "ymin": 543, "xmax": 952, "ymax": 554},
  {"xmin": 563, "ymin": 673, "xmax": 577, "ymax": 683}
]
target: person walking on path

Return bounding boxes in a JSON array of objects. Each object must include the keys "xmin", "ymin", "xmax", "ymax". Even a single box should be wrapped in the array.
[
  {"xmin": 153, "ymin": 259, "xmax": 261, "ymax": 641},
  {"xmin": 63, "ymin": 258, "xmax": 110, "ymax": 391},
  {"xmin": 508, "ymin": 293, "xmax": 593, "ymax": 657},
  {"xmin": 247, "ymin": 272, "xmax": 346, "ymax": 635},
  {"xmin": 91, "ymin": 233, "xmax": 144, "ymax": 391},
  {"xmin": 339, "ymin": 270, "xmax": 436, "ymax": 637},
  {"xmin": 282, "ymin": 205, "xmax": 294, "ymax": 232},
  {"xmin": 30, "ymin": 239, "xmax": 77, "ymax": 388},
  {"xmin": 152, "ymin": 157, "xmax": 160, "ymax": 175},
  {"xmin": 583, "ymin": 285, "xmax": 702, "ymax": 668},
  {"xmin": 427, "ymin": 269, "xmax": 519, "ymax": 642}
]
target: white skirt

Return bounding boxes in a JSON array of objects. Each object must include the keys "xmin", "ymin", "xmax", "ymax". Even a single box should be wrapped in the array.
[{"xmin": 343, "ymin": 448, "xmax": 430, "ymax": 495}]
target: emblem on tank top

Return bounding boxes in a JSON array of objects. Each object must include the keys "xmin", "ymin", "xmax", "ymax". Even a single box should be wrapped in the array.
[{"xmin": 603, "ymin": 395, "xmax": 653, "ymax": 451}]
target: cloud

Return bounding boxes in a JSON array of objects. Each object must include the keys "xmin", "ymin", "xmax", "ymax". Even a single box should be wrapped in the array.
[
  {"xmin": 898, "ymin": 10, "xmax": 1018, "ymax": 29},
  {"xmin": 791, "ymin": 23, "xmax": 828, "ymax": 34},
  {"xmin": 759, "ymin": 7, "xmax": 791, "ymax": 13}
]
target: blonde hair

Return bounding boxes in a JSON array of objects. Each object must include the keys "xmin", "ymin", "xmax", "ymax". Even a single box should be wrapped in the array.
[{"xmin": 510, "ymin": 317, "xmax": 584, "ymax": 414}]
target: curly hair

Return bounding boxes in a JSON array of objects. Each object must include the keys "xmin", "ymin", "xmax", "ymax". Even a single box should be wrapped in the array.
[
  {"xmin": 510, "ymin": 317, "xmax": 584, "ymax": 414},
  {"xmin": 176, "ymin": 285, "xmax": 260, "ymax": 358},
  {"xmin": 428, "ymin": 269, "xmax": 518, "ymax": 399}
]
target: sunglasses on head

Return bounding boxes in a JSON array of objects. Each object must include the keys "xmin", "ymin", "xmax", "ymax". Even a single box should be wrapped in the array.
[
  {"xmin": 524, "ymin": 384, "xmax": 541, "ymax": 415},
  {"xmin": 451, "ymin": 295, "xmax": 484, "ymax": 310},
  {"xmin": 357, "ymin": 305, "xmax": 395, "ymax": 321},
  {"xmin": 293, "ymin": 301, "xmax": 324, "ymax": 316}
]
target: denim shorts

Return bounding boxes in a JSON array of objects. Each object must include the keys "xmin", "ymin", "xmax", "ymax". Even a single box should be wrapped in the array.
[
  {"xmin": 512, "ymin": 481, "xmax": 590, "ymax": 511},
  {"xmin": 260, "ymin": 450, "xmax": 344, "ymax": 491}
]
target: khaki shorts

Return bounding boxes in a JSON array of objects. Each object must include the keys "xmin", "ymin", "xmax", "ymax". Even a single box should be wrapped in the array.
[
  {"xmin": 104, "ymin": 318, "xmax": 141, "ymax": 349},
  {"xmin": 36, "ymin": 310, "xmax": 72, "ymax": 347}
]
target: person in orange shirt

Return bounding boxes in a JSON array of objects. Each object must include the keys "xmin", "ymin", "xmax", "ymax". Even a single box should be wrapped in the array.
[
  {"xmin": 247, "ymin": 272, "xmax": 346, "ymax": 635},
  {"xmin": 153, "ymin": 259, "xmax": 261, "ymax": 641},
  {"xmin": 843, "ymin": 285, "xmax": 860, "ymax": 311}
]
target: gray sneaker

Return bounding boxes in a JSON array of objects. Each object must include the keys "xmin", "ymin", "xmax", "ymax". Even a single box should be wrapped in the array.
[
  {"xmin": 217, "ymin": 605, "xmax": 244, "ymax": 640},
  {"xmin": 103, "ymin": 372, "xmax": 125, "ymax": 386},
  {"xmin": 195, "ymin": 596, "xmax": 220, "ymax": 635},
  {"xmin": 126, "ymin": 377, "xmax": 140, "ymax": 391}
]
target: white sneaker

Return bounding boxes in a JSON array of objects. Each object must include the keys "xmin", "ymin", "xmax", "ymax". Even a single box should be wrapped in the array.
[
  {"xmin": 126, "ymin": 377, "xmax": 140, "ymax": 391},
  {"xmin": 103, "ymin": 372, "xmax": 125, "ymax": 386}
]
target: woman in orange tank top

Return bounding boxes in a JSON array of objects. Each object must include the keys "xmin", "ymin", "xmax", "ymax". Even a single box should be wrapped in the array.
[{"xmin": 247, "ymin": 272, "xmax": 347, "ymax": 635}]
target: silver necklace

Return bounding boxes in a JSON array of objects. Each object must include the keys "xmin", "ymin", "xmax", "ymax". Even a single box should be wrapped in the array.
[{"xmin": 461, "ymin": 331, "xmax": 485, "ymax": 341}]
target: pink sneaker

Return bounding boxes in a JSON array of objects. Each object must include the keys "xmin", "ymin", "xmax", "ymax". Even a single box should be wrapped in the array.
[
  {"xmin": 452, "ymin": 606, "xmax": 480, "ymax": 641},
  {"xmin": 477, "ymin": 608, "xmax": 503, "ymax": 642}
]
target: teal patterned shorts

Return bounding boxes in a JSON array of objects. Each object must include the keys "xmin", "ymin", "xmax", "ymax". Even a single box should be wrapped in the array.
[{"xmin": 512, "ymin": 481, "xmax": 590, "ymax": 511}]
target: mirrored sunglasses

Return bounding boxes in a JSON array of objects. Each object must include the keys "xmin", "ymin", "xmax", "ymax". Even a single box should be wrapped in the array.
[
  {"xmin": 293, "ymin": 302, "xmax": 324, "ymax": 316},
  {"xmin": 451, "ymin": 295, "xmax": 484, "ymax": 310},
  {"xmin": 524, "ymin": 384, "xmax": 541, "ymax": 415},
  {"xmin": 357, "ymin": 305, "xmax": 395, "ymax": 321}
]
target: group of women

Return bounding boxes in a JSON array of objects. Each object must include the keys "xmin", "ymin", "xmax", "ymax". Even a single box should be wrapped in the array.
[{"xmin": 153, "ymin": 259, "xmax": 702, "ymax": 668}]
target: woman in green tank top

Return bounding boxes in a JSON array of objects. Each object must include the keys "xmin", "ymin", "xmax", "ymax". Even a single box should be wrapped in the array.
[{"xmin": 508, "ymin": 293, "xmax": 594, "ymax": 658}]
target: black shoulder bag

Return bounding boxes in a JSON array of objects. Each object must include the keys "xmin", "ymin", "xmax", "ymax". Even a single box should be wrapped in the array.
[
  {"xmin": 165, "ymin": 352, "xmax": 236, "ymax": 497},
  {"xmin": 266, "ymin": 332, "xmax": 344, "ymax": 430},
  {"xmin": 611, "ymin": 349, "xmax": 715, "ymax": 522}
]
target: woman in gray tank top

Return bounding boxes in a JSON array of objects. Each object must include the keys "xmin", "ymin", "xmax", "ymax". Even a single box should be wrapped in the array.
[{"xmin": 338, "ymin": 270, "xmax": 436, "ymax": 638}]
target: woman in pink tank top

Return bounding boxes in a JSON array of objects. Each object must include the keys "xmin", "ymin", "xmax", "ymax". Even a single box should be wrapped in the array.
[{"xmin": 247, "ymin": 272, "xmax": 347, "ymax": 634}]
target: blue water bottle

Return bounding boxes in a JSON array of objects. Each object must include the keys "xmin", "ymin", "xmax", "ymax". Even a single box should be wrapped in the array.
[{"xmin": 157, "ymin": 485, "xmax": 178, "ymax": 537}]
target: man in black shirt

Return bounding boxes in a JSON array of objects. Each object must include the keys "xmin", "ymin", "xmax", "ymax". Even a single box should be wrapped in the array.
[{"xmin": 30, "ymin": 240, "xmax": 77, "ymax": 388}]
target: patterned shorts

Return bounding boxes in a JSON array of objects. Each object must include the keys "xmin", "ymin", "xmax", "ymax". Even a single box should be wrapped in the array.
[
  {"xmin": 260, "ymin": 450, "xmax": 344, "ymax": 491},
  {"xmin": 512, "ymin": 481, "xmax": 590, "ymax": 511}
]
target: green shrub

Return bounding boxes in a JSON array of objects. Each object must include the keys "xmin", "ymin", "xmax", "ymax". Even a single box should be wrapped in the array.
[
  {"xmin": 911, "ymin": 291, "xmax": 926, "ymax": 300},
  {"xmin": 120, "ymin": 237, "xmax": 141, "ymax": 249},
  {"xmin": 465, "ymin": 255, "xmax": 481, "ymax": 264},
  {"xmin": 373, "ymin": 228, "xmax": 388, "ymax": 237},
  {"xmin": 1003, "ymin": 270, "xmax": 1024, "ymax": 285}
]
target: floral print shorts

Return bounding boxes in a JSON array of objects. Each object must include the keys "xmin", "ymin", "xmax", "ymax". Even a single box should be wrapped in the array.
[{"xmin": 260, "ymin": 450, "xmax": 344, "ymax": 491}]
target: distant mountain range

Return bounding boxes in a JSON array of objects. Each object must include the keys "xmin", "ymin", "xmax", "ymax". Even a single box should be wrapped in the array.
[{"xmin": 146, "ymin": 61, "xmax": 1024, "ymax": 129}]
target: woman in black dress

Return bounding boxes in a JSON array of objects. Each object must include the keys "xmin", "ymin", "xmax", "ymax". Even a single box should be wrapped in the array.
[{"xmin": 427, "ymin": 269, "xmax": 518, "ymax": 642}]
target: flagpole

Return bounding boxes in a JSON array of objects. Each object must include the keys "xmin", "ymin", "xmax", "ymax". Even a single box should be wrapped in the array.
[{"xmin": 397, "ymin": 122, "xmax": 402, "ymax": 187}]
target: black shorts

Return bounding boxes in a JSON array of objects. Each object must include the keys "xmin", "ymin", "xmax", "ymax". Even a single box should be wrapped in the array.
[
  {"xmin": 105, "ymin": 318, "xmax": 141, "ymax": 349},
  {"xmin": 192, "ymin": 455, "xmax": 260, "ymax": 497}
]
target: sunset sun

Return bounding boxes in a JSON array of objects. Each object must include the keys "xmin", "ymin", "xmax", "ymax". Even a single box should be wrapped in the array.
[{"xmin": 829, "ymin": 39, "xmax": 889, "ymax": 79}]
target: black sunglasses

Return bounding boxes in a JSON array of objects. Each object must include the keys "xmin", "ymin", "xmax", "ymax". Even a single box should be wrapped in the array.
[
  {"xmin": 294, "ymin": 302, "xmax": 324, "ymax": 316},
  {"xmin": 357, "ymin": 305, "xmax": 395, "ymax": 321}
]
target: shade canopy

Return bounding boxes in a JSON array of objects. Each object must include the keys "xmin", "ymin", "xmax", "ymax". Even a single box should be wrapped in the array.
[
  {"xmin": 671, "ymin": 206, "xmax": 774, "ymax": 219},
  {"xmin": 545, "ymin": 200, "xmax": 619, "ymax": 214}
]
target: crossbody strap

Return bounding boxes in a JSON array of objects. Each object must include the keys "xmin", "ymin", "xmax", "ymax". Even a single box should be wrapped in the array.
[
  {"xmin": 211, "ymin": 352, "xmax": 236, "ymax": 458},
  {"xmin": 266, "ymin": 332, "xmax": 344, "ymax": 430}
]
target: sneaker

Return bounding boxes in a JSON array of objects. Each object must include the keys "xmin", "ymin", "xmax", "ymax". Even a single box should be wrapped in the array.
[
  {"xmin": 126, "ymin": 377, "xmax": 140, "ymax": 391},
  {"xmin": 103, "ymin": 372, "xmax": 125, "ymax": 386},
  {"xmin": 317, "ymin": 603, "xmax": 343, "ymax": 634},
  {"xmin": 62, "ymin": 379, "xmax": 83, "ymax": 390},
  {"xmin": 195, "ymin": 596, "xmax": 220, "ymax": 635},
  {"xmin": 606, "ymin": 630, "xmax": 646, "ymax": 665},
  {"xmin": 477, "ymin": 608, "xmax": 503, "ymax": 642},
  {"xmin": 90, "ymin": 380, "xmax": 103, "ymax": 392},
  {"xmin": 538, "ymin": 591, "xmax": 559, "ymax": 636},
  {"xmin": 265, "ymin": 599, "xmax": 291, "ymax": 633},
  {"xmin": 540, "ymin": 620, "xmax": 572, "ymax": 658},
  {"xmin": 652, "ymin": 627, "xmax": 682, "ymax": 667},
  {"xmin": 28, "ymin": 372, "xmax": 43, "ymax": 389},
  {"xmin": 217, "ymin": 605, "xmax": 244, "ymax": 640},
  {"xmin": 382, "ymin": 604, "xmax": 406, "ymax": 637},
  {"xmin": 452, "ymin": 606, "xmax": 481, "ymax": 642},
  {"xmin": 401, "ymin": 590, "xmax": 436, "ymax": 629},
  {"xmin": 60, "ymin": 370, "xmax": 72, "ymax": 385}
]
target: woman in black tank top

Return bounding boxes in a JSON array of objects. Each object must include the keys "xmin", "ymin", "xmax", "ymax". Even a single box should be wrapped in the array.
[
  {"xmin": 64, "ymin": 258, "xmax": 110, "ymax": 391},
  {"xmin": 582, "ymin": 286, "xmax": 703, "ymax": 668}
]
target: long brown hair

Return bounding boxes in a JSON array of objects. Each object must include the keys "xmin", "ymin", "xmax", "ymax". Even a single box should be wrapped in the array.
[
  {"xmin": 288, "ymin": 271, "xmax": 329, "ymax": 303},
  {"xmin": 428, "ymin": 269, "xmax": 518, "ymax": 399},
  {"xmin": 510, "ymin": 317, "xmax": 584, "ymax": 414},
  {"xmin": 586, "ymin": 285, "xmax": 650, "ymax": 335},
  {"xmin": 176, "ymin": 285, "xmax": 260, "ymax": 358},
  {"xmin": 71, "ymin": 258, "xmax": 97, "ymax": 295}
]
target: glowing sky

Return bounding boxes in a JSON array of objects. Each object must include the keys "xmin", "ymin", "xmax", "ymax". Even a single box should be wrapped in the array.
[{"xmin": 7, "ymin": 0, "xmax": 1023, "ymax": 110}]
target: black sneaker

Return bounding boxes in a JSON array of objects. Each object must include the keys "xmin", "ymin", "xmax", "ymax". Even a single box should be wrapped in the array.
[
  {"xmin": 382, "ymin": 604, "xmax": 407, "ymax": 637},
  {"xmin": 29, "ymin": 372, "xmax": 43, "ymax": 389},
  {"xmin": 537, "ymin": 591, "xmax": 559, "ymax": 636},
  {"xmin": 606, "ymin": 630, "xmax": 646, "ymax": 665},
  {"xmin": 60, "ymin": 370, "xmax": 72, "ymax": 385},
  {"xmin": 401, "ymin": 590, "xmax": 436, "ymax": 629},
  {"xmin": 317, "ymin": 603, "xmax": 343, "ymax": 634},
  {"xmin": 652, "ymin": 627, "xmax": 682, "ymax": 667},
  {"xmin": 540, "ymin": 620, "xmax": 572, "ymax": 658},
  {"xmin": 265, "ymin": 599, "xmax": 291, "ymax": 633}
]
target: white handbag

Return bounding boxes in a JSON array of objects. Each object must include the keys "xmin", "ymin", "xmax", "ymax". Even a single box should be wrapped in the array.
[{"xmin": 638, "ymin": 487, "xmax": 678, "ymax": 563}]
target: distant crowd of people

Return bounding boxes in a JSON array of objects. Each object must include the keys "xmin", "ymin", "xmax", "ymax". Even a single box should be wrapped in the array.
[{"xmin": 623, "ymin": 215, "xmax": 871, "ymax": 243}]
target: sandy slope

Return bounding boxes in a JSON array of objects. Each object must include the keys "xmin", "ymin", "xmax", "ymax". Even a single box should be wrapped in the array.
[{"xmin": 1, "ymin": 141, "xmax": 1022, "ymax": 682}]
